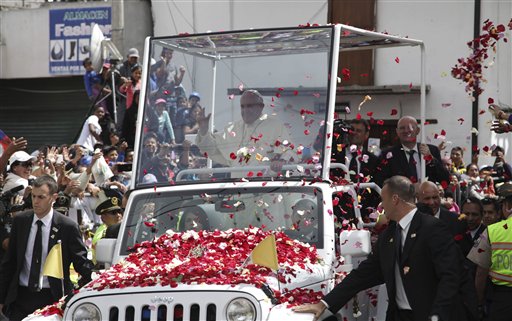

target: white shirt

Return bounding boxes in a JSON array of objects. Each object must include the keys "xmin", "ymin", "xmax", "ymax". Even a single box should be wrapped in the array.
[
  {"xmin": 76, "ymin": 115, "xmax": 101, "ymax": 151},
  {"xmin": 2, "ymin": 172, "xmax": 29, "ymax": 196},
  {"xmin": 20, "ymin": 209, "xmax": 54, "ymax": 289},
  {"xmin": 395, "ymin": 208, "xmax": 416, "ymax": 310},
  {"xmin": 345, "ymin": 148, "xmax": 361, "ymax": 174},
  {"xmin": 434, "ymin": 208, "xmax": 441, "ymax": 219},
  {"xmin": 68, "ymin": 197, "xmax": 93, "ymax": 228},
  {"xmin": 402, "ymin": 144, "xmax": 421, "ymax": 180},
  {"xmin": 196, "ymin": 113, "xmax": 293, "ymax": 168},
  {"xmin": 470, "ymin": 224, "xmax": 483, "ymax": 240}
]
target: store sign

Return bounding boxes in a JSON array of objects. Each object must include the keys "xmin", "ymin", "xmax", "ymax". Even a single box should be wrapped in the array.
[{"xmin": 49, "ymin": 7, "xmax": 111, "ymax": 75}]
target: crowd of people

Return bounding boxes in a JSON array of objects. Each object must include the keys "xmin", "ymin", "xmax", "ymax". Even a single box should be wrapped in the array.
[{"xmin": 0, "ymin": 46, "xmax": 510, "ymax": 320}]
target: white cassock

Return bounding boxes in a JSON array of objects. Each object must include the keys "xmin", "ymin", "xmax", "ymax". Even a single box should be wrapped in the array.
[{"xmin": 195, "ymin": 114, "xmax": 294, "ymax": 168}]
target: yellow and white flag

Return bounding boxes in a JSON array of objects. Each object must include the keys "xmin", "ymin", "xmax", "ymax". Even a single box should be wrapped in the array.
[
  {"xmin": 43, "ymin": 242, "xmax": 64, "ymax": 279},
  {"xmin": 246, "ymin": 235, "xmax": 279, "ymax": 271}
]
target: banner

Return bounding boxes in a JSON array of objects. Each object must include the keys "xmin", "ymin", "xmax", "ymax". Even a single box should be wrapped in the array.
[{"xmin": 49, "ymin": 7, "xmax": 112, "ymax": 75}]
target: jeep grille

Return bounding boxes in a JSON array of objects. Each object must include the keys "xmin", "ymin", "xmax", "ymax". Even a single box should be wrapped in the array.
[{"xmin": 107, "ymin": 303, "xmax": 217, "ymax": 321}]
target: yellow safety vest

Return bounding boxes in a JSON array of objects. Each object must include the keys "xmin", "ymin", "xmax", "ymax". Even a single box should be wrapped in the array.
[
  {"xmin": 91, "ymin": 224, "xmax": 107, "ymax": 264},
  {"xmin": 488, "ymin": 216, "xmax": 512, "ymax": 286}
]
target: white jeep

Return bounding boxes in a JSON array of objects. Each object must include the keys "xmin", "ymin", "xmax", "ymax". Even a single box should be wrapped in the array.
[{"xmin": 33, "ymin": 24, "xmax": 426, "ymax": 321}]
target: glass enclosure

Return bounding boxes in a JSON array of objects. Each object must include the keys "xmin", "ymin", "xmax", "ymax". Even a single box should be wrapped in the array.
[
  {"xmin": 120, "ymin": 186, "xmax": 323, "ymax": 254},
  {"xmin": 135, "ymin": 27, "xmax": 333, "ymax": 187}
]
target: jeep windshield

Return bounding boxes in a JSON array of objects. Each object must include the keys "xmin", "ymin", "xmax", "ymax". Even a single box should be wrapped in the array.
[
  {"xmin": 120, "ymin": 186, "xmax": 323, "ymax": 255},
  {"xmin": 134, "ymin": 27, "xmax": 332, "ymax": 187}
]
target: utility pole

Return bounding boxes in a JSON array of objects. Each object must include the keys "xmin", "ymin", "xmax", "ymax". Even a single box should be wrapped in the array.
[{"xmin": 111, "ymin": 0, "xmax": 125, "ymax": 58}]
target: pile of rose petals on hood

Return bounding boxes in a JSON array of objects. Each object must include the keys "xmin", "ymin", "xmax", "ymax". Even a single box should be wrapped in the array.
[{"xmin": 86, "ymin": 228, "xmax": 323, "ymax": 306}]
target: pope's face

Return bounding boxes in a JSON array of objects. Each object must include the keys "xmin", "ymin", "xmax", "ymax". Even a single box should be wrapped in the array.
[{"xmin": 240, "ymin": 94, "xmax": 264, "ymax": 125}]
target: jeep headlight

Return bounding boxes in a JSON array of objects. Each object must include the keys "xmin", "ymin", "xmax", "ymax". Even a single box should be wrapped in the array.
[
  {"xmin": 72, "ymin": 303, "xmax": 101, "ymax": 321},
  {"xmin": 226, "ymin": 298, "xmax": 256, "ymax": 321}
]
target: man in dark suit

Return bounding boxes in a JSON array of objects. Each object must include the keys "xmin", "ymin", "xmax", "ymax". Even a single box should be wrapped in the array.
[
  {"xmin": 0, "ymin": 175, "xmax": 93, "ymax": 321},
  {"xmin": 460, "ymin": 198, "xmax": 486, "ymax": 254},
  {"xmin": 417, "ymin": 181, "xmax": 468, "ymax": 245},
  {"xmin": 374, "ymin": 116, "xmax": 450, "ymax": 186},
  {"xmin": 329, "ymin": 119, "xmax": 379, "ymax": 222},
  {"xmin": 329, "ymin": 118, "xmax": 378, "ymax": 183},
  {"xmin": 294, "ymin": 176, "xmax": 468, "ymax": 321}
]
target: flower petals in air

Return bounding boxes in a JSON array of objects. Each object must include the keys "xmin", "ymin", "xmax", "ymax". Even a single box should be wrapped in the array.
[{"xmin": 358, "ymin": 95, "xmax": 372, "ymax": 110}]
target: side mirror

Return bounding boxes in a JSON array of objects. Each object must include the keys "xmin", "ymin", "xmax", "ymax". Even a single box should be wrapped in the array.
[
  {"xmin": 339, "ymin": 230, "xmax": 371, "ymax": 257},
  {"xmin": 96, "ymin": 238, "xmax": 117, "ymax": 266}
]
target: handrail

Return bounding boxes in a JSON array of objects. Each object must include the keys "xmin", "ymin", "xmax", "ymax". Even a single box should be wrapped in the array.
[{"xmin": 175, "ymin": 163, "xmax": 320, "ymax": 181}]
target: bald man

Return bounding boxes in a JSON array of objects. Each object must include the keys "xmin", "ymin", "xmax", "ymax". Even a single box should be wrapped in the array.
[
  {"xmin": 417, "ymin": 181, "xmax": 468, "ymax": 251},
  {"xmin": 374, "ymin": 116, "xmax": 450, "ymax": 187}
]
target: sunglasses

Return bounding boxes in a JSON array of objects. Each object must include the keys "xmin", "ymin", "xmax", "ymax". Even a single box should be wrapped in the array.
[{"xmin": 16, "ymin": 161, "xmax": 33, "ymax": 168}]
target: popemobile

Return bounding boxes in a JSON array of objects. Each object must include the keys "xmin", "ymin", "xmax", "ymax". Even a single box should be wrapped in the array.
[{"xmin": 25, "ymin": 24, "xmax": 427, "ymax": 321}]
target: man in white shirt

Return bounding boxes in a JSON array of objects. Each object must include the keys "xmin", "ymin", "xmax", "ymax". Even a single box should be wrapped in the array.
[
  {"xmin": 0, "ymin": 175, "xmax": 93, "ymax": 321},
  {"xmin": 294, "ymin": 176, "xmax": 468, "ymax": 321}
]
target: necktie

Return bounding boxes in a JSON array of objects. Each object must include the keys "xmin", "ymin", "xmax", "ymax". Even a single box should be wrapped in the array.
[
  {"xmin": 349, "ymin": 152, "xmax": 358, "ymax": 181},
  {"xmin": 395, "ymin": 224, "xmax": 403, "ymax": 263},
  {"xmin": 29, "ymin": 220, "xmax": 43, "ymax": 292},
  {"xmin": 407, "ymin": 150, "xmax": 418, "ymax": 180}
]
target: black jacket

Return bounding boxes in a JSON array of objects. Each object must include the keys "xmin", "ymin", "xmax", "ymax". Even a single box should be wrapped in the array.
[
  {"xmin": 323, "ymin": 211, "xmax": 470, "ymax": 321},
  {"xmin": 330, "ymin": 148, "xmax": 378, "ymax": 182},
  {"xmin": 0, "ymin": 210, "xmax": 93, "ymax": 305},
  {"xmin": 374, "ymin": 143, "xmax": 450, "ymax": 187}
]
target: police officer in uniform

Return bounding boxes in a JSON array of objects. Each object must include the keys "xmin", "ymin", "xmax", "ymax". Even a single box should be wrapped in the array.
[
  {"xmin": 91, "ymin": 189, "xmax": 123, "ymax": 264},
  {"xmin": 468, "ymin": 182, "xmax": 512, "ymax": 321}
]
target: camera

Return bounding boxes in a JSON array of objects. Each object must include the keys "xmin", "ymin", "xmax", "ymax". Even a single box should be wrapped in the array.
[
  {"xmin": 69, "ymin": 147, "xmax": 94, "ymax": 160},
  {"xmin": 0, "ymin": 185, "xmax": 26, "ymax": 228}
]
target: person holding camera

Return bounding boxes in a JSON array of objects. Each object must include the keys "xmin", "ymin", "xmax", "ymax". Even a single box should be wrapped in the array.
[{"xmin": 489, "ymin": 104, "xmax": 512, "ymax": 133}]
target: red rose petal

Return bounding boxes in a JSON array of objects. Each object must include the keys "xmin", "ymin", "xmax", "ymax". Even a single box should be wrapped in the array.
[{"xmin": 390, "ymin": 108, "xmax": 398, "ymax": 115}]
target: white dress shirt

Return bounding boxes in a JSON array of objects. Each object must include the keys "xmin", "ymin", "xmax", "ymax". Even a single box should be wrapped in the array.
[
  {"xmin": 395, "ymin": 208, "xmax": 416, "ymax": 310},
  {"xmin": 20, "ymin": 209, "xmax": 54, "ymax": 289},
  {"xmin": 345, "ymin": 148, "xmax": 361, "ymax": 174}
]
